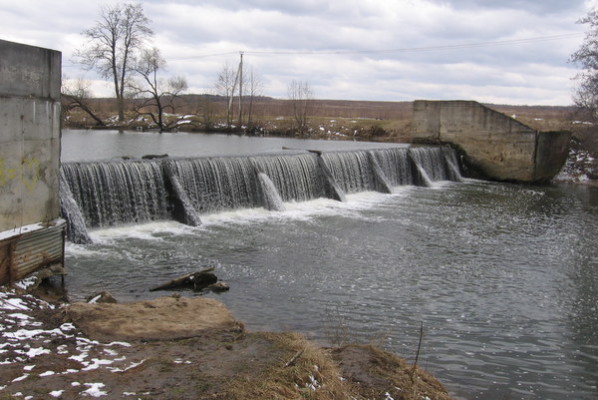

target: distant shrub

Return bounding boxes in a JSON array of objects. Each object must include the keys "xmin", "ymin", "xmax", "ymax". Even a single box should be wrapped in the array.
[{"xmin": 369, "ymin": 125, "xmax": 388, "ymax": 137}]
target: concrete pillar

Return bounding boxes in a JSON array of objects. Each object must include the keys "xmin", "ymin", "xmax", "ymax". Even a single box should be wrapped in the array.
[{"xmin": 0, "ymin": 39, "xmax": 64, "ymax": 285}]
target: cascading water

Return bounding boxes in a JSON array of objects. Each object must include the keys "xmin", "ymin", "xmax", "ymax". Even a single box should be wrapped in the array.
[
  {"xmin": 61, "ymin": 160, "xmax": 171, "ymax": 228},
  {"xmin": 442, "ymin": 147, "xmax": 464, "ymax": 182},
  {"xmin": 408, "ymin": 146, "xmax": 462, "ymax": 182},
  {"xmin": 252, "ymin": 153, "xmax": 328, "ymax": 203},
  {"xmin": 163, "ymin": 161, "xmax": 202, "ymax": 227},
  {"xmin": 369, "ymin": 147, "xmax": 416, "ymax": 186},
  {"xmin": 60, "ymin": 146, "xmax": 463, "ymax": 243},
  {"xmin": 167, "ymin": 156, "xmax": 261, "ymax": 213},
  {"xmin": 59, "ymin": 170, "xmax": 92, "ymax": 244},
  {"xmin": 320, "ymin": 151, "xmax": 377, "ymax": 194},
  {"xmin": 256, "ymin": 173, "xmax": 286, "ymax": 211}
]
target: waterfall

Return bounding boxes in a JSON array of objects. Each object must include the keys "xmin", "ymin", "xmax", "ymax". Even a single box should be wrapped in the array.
[
  {"xmin": 320, "ymin": 148, "xmax": 417, "ymax": 193},
  {"xmin": 61, "ymin": 160, "xmax": 171, "ymax": 228},
  {"xmin": 59, "ymin": 170, "xmax": 92, "ymax": 244},
  {"xmin": 167, "ymin": 157, "xmax": 262, "ymax": 213},
  {"xmin": 316, "ymin": 156, "xmax": 346, "ymax": 202},
  {"xmin": 320, "ymin": 151, "xmax": 377, "ymax": 194},
  {"xmin": 442, "ymin": 146, "xmax": 464, "ymax": 182},
  {"xmin": 369, "ymin": 147, "xmax": 416, "ymax": 186},
  {"xmin": 251, "ymin": 153, "xmax": 328, "ymax": 203},
  {"xmin": 367, "ymin": 151, "xmax": 394, "ymax": 194},
  {"xmin": 257, "ymin": 173, "xmax": 285, "ymax": 211},
  {"xmin": 59, "ymin": 146, "xmax": 463, "ymax": 240},
  {"xmin": 163, "ymin": 162, "xmax": 202, "ymax": 226},
  {"xmin": 408, "ymin": 146, "xmax": 461, "ymax": 184}
]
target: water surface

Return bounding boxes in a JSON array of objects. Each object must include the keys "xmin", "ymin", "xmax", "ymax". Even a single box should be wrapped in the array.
[
  {"xmin": 61, "ymin": 129, "xmax": 403, "ymax": 162},
  {"xmin": 62, "ymin": 130, "xmax": 598, "ymax": 399}
]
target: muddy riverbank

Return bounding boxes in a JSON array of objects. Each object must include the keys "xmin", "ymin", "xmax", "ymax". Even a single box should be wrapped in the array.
[{"xmin": 0, "ymin": 285, "xmax": 456, "ymax": 400}]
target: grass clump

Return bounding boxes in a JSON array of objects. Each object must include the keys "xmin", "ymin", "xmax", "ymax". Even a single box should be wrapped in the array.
[{"xmin": 225, "ymin": 332, "xmax": 349, "ymax": 400}]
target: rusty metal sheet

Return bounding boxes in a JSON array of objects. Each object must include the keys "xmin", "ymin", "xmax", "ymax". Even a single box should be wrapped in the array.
[{"xmin": 0, "ymin": 219, "xmax": 65, "ymax": 285}]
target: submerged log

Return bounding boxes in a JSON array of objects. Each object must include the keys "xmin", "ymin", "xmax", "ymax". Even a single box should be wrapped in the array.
[
  {"xmin": 142, "ymin": 153, "xmax": 169, "ymax": 159},
  {"xmin": 150, "ymin": 268, "xmax": 218, "ymax": 292}
]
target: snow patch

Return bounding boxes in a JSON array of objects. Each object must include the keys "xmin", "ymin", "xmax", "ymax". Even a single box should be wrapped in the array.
[
  {"xmin": 25, "ymin": 347, "xmax": 51, "ymax": 358},
  {"xmin": 82, "ymin": 382, "xmax": 107, "ymax": 397},
  {"xmin": 12, "ymin": 373, "xmax": 29, "ymax": 382}
]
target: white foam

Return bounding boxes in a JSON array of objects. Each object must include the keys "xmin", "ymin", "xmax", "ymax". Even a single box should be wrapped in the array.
[
  {"xmin": 199, "ymin": 191, "xmax": 403, "ymax": 227},
  {"xmin": 65, "ymin": 243, "xmax": 110, "ymax": 257},
  {"xmin": 88, "ymin": 221, "xmax": 198, "ymax": 242}
]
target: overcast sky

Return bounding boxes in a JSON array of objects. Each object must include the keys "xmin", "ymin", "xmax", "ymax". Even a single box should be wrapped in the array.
[{"xmin": 2, "ymin": 0, "xmax": 597, "ymax": 105}]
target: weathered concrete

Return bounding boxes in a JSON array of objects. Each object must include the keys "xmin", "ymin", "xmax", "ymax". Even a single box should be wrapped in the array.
[
  {"xmin": 0, "ymin": 39, "xmax": 61, "ymax": 230},
  {"xmin": 0, "ymin": 40, "xmax": 64, "ymax": 285},
  {"xmin": 412, "ymin": 100, "xmax": 571, "ymax": 183}
]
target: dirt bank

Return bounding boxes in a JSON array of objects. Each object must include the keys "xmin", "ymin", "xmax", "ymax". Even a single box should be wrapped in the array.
[
  {"xmin": 0, "ymin": 289, "xmax": 457, "ymax": 400},
  {"xmin": 555, "ymin": 134, "xmax": 598, "ymax": 184}
]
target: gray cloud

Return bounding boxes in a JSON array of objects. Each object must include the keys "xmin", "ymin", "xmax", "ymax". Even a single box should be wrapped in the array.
[
  {"xmin": 1, "ymin": 0, "xmax": 592, "ymax": 105},
  {"xmin": 434, "ymin": 0, "xmax": 587, "ymax": 14}
]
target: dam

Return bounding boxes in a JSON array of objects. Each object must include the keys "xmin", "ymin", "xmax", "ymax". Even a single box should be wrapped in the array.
[
  {"xmin": 60, "ymin": 146, "xmax": 462, "ymax": 243},
  {"xmin": 61, "ymin": 132, "xmax": 598, "ymax": 400}
]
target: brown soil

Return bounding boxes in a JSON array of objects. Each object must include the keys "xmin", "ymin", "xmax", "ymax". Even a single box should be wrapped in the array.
[{"xmin": 0, "ymin": 291, "xmax": 458, "ymax": 400}]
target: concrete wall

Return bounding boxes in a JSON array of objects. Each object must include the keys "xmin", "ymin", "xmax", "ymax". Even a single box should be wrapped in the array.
[
  {"xmin": 0, "ymin": 39, "xmax": 62, "ymax": 229},
  {"xmin": 412, "ymin": 100, "xmax": 571, "ymax": 183},
  {"xmin": 0, "ymin": 40, "xmax": 64, "ymax": 285}
]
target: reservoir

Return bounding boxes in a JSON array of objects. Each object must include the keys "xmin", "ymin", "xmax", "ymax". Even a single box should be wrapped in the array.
[{"xmin": 62, "ymin": 129, "xmax": 598, "ymax": 400}]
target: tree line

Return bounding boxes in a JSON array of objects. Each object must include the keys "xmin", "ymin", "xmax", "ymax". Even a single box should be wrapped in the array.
[{"xmin": 64, "ymin": 2, "xmax": 313, "ymax": 134}]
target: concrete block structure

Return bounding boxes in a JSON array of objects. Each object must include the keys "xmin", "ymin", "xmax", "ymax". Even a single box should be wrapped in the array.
[
  {"xmin": 0, "ymin": 40, "xmax": 65, "ymax": 285},
  {"xmin": 412, "ymin": 100, "xmax": 571, "ymax": 183}
]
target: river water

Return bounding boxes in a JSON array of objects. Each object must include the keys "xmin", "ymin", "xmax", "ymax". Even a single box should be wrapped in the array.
[{"xmin": 62, "ymin": 129, "xmax": 598, "ymax": 400}]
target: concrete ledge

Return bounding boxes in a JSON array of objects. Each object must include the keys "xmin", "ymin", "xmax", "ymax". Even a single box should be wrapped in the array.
[{"xmin": 0, "ymin": 39, "xmax": 61, "ymax": 100}]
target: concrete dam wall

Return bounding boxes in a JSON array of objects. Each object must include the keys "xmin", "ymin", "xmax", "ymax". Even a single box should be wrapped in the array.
[
  {"xmin": 412, "ymin": 100, "xmax": 571, "ymax": 183},
  {"xmin": 0, "ymin": 40, "xmax": 65, "ymax": 285}
]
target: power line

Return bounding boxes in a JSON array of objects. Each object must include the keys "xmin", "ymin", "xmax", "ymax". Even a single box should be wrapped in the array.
[
  {"xmin": 171, "ymin": 51, "xmax": 239, "ymax": 60},
  {"xmin": 61, "ymin": 32, "xmax": 583, "ymax": 68},
  {"xmin": 169, "ymin": 32, "xmax": 583, "ymax": 60}
]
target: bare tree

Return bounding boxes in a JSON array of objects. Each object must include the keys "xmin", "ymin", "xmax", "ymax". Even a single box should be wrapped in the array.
[
  {"xmin": 199, "ymin": 93, "xmax": 217, "ymax": 130},
  {"xmin": 129, "ymin": 47, "xmax": 188, "ymax": 132},
  {"xmin": 287, "ymin": 80, "xmax": 314, "ymax": 136},
  {"xmin": 75, "ymin": 3, "xmax": 153, "ymax": 125},
  {"xmin": 61, "ymin": 77, "xmax": 105, "ymax": 127},
  {"xmin": 246, "ymin": 66, "xmax": 264, "ymax": 127},
  {"xmin": 215, "ymin": 62, "xmax": 237, "ymax": 129},
  {"xmin": 571, "ymin": 8, "xmax": 598, "ymax": 121}
]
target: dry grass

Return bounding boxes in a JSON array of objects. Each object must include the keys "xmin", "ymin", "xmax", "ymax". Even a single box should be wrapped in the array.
[
  {"xmin": 331, "ymin": 344, "xmax": 455, "ymax": 400},
  {"xmin": 225, "ymin": 332, "xmax": 349, "ymax": 400},
  {"xmin": 223, "ymin": 332, "xmax": 456, "ymax": 400}
]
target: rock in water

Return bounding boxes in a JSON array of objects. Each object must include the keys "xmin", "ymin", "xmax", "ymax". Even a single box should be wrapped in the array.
[
  {"xmin": 86, "ymin": 291, "xmax": 118, "ymax": 304},
  {"xmin": 207, "ymin": 282, "xmax": 230, "ymax": 293}
]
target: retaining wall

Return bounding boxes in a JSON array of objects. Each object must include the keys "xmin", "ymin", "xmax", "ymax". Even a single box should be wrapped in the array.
[
  {"xmin": 412, "ymin": 100, "xmax": 571, "ymax": 182},
  {"xmin": 0, "ymin": 40, "xmax": 64, "ymax": 285}
]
